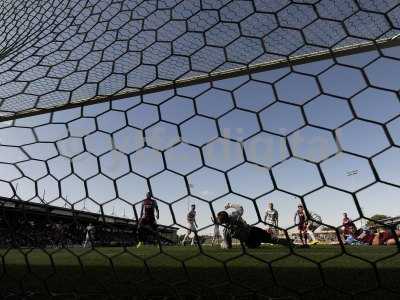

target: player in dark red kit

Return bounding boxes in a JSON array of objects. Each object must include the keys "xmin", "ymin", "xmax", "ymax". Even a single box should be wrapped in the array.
[
  {"xmin": 374, "ymin": 229, "xmax": 400, "ymax": 246},
  {"xmin": 136, "ymin": 192, "xmax": 159, "ymax": 248},
  {"xmin": 294, "ymin": 204, "xmax": 308, "ymax": 247},
  {"xmin": 342, "ymin": 212, "xmax": 356, "ymax": 238}
]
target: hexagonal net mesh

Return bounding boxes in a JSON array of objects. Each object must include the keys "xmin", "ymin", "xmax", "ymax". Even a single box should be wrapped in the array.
[
  {"xmin": 0, "ymin": 0, "xmax": 400, "ymax": 120},
  {"xmin": 0, "ymin": 0, "xmax": 400, "ymax": 299}
]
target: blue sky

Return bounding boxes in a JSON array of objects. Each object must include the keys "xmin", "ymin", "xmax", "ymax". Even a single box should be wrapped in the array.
[{"xmin": 0, "ymin": 46, "xmax": 399, "ymax": 235}]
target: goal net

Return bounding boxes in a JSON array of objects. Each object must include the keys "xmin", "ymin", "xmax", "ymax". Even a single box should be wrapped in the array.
[{"xmin": 0, "ymin": 0, "xmax": 399, "ymax": 299}]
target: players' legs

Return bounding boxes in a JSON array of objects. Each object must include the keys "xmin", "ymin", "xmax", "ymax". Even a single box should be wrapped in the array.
[
  {"xmin": 308, "ymin": 230, "xmax": 315, "ymax": 241},
  {"xmin": 299, "ymin": 230, "xmax": 308, "ymax": 247},
  {"xmin": 181, "ymin": 228, "xmax": 192, "ymax": 245},
  {"xmin": 190, "ymin": 233, "xmax": 196, "ymax": 246},
  {"xmin": 83, "ymin": 233, "xmax": 90, "ymax": 248},
  {"xmin": 136, "ymin": 223, "xmax": 146, "ymax": 248},
  {"xmin": 137, "ymin": 221, "xmax": 159, "ymax": 248},
  {"xmin": 136, "ymin": 225, "xmax": 142, "ymax": 248},
  {"xmin": 211, "ymin": 232, "xmax": 220, "ymax": 246},
  {"xmin": 216, "ymin": 234, "xmax": 221, "ymax": 246},
  {"xmin": 298, "ymin": 228, "xmax": 304, "ymax": 246},
  {"xmin": 372, "ymin": 233, "xmax": 381, "ymax": 246},
  {"xmin": 222, "ymin": 227, "xmax": 232, "ymax": 249},
  {"xmin": 303, "ymin": 230, "xmax": 308, "ymax": 246},
  {"xmin": 189, "ymin": 223, "xmax": 198, "ymax": 246},
  {"xmin": 151, "ymin": 222, "xmax": 160, "ymax": 247},
  {"xmin": 308, "ymin": 230, "xmax": 318, "ymax": 244}
]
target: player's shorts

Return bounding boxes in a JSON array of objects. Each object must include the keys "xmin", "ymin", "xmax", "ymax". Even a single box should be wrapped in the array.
[
  {"xmin": 187, "ymin": 222, "xmax": 196, "ymax": 232},
  {"xmin": 137, "ymin": 218, "xmax": 158, "ymax": 242},
  {"xmin": 298, "ymin": 223, "xmax": 307, "ymax": 231},
  {"xmin": 138, "ymin": 217, "xmax": 157, "ymax": 232},
  {"xmin": 139, "ymin": 217, "xmax": 156, "ymax": 228}
]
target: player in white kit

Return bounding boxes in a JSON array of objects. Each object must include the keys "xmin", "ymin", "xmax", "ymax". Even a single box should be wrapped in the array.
[
  {"xmin": 264, "ymin": 202, "xmax": 279, "ymax": 234},
  {"xmin": 181, "ymin": 204, "xmax": 198, "ymax": 246},
  {"xmin": 83, "ymin": 223, "xmax": 94, "ymax": 248}
]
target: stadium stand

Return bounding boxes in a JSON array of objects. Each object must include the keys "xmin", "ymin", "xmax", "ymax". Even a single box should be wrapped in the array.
[{"xmin": 0, "ymin": 196, "xmax": 178, "ymax": 247}]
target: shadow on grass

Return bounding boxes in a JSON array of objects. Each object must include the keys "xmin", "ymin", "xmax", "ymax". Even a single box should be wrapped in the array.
[
  {"xmin": 0, "ymin": 265, "xmax": 399, "ymax": 300},
  {"xmin": 0, "ymin": 246, "xmax": 399, "ymax": 299}
]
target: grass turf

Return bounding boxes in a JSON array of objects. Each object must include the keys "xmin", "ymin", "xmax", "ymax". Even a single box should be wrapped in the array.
[{"xmin": 0, "ymin": 245, "xmax": 399, "ymax": 299}]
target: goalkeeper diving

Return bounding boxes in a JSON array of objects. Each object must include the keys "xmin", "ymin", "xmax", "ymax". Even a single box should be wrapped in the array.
[{"xmin": 217, "ymin": 203, "xmax": 291, "ymax": 249}]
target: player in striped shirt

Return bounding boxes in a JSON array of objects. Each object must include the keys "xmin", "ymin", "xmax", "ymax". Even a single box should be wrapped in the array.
[
  {"xmin": 342, "ymin": 212, "xmax": 356, "ymax": 237},
  {"xmin": 294, "ymin": 204, "xmax": 308, "ymax": 247},
  {"xmin": 181, "ymin": 204, "xmax": 198, "ymax": 246}
]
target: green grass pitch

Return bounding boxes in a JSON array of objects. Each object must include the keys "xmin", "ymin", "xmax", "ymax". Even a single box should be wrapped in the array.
[{"xmin": 1, "ymin": 245, "xmax": 399, "ymax": 299}]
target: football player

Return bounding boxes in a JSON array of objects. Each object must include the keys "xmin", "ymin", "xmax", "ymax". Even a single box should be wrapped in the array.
[
  {"xmin": 264, "ymin": 202, "xmax": 279, "ymax": 234},
  {"xmin": 181, "ymin": 204, "xmax": 198, "ymax": 246},
  {"xmin": 294, "ymin": 204, "xmax": 308, "ymax": 247},
  {"xmin": 83, "ymin": 223, "xmax": 95, "ymax": 248},
  {"xmin": 136, "ymin": 192, "xmax": 159, "ymax": 248},
  {"xmin": 217, "ymin": 203, "xmax": 290, "ymax": 249}
]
